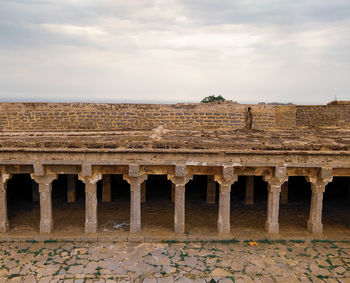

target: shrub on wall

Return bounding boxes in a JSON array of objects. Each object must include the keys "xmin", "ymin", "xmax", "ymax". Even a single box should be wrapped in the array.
[{"xmin": 201, "ymin": 95, "xmax": 226, "ymax": 103}]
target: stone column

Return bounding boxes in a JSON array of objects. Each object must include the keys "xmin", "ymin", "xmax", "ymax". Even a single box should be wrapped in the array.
[
  {"xmin": 174, "ymin": 182, "xmax": 185, "ymax": 234},
  {"xmin": 141, "ymin": 181, "xmax": 146, "ymax": 203},
  {"xmin": 168, "ymin": 166, "xmax": 192, "ymax": 234},
  {"xmin": 217, "ymin": 183, "xmax": 232, "ymax": 233},
  {"xmin": 31, "ymin": 180, "xmax": 39, "ymax": 202},
  {"xmin": 31, "ymin": 174, "xmax": 58, "ymax": 233},
  {"xmin": 265, "ymin": 184, "xmax": 282, "ymax": 234},
  {"xmin": 78, "ymin": 174, "xmax": 102, "ymax": 233},
  {"xmin": 245, "ymin": 176, "xmax": 254, "ymax": 205},
  {"xmin": 102, "ymin": 175, "xmax": 111, "ymax": 203},
  {"xmin": 215, "ymin": 166, "xmax": 237, "ymax": 234},
  {"xmin": 171, "ymin": 183, "xmax": 175, "ymax": 203},
  {"xmin": 280, "ymin": 182, "xmax": 288, "ymax": 205},
  {"xmin": 306, "ymin": 169, "xmax": 332, "ymax": 234},
  {"xmin": 169, "ymin": 174, "xmax": 192, "ymax": 234},
  {"xmin": 206, "ymin": 175, "xmax": 216, "ymax": 204},
  {"xmin": 123, "ymin": 166, "xmax": 147, "ymax": 233},
  {"xmin": 0, "ymin": 173, "xmax": 12, "ymax": 233},
  {"xmin": 67, "ymin": 174, "xmax": 77, "ymax": 203},
  {"xmin": 263, "ymin": 167, "xmax": 287, "ymax": 234}
]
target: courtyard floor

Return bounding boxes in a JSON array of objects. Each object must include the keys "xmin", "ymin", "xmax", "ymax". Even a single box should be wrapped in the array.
[{"xmin": 1, "ymin": 239, "xmax": 350, "ymax": 282}]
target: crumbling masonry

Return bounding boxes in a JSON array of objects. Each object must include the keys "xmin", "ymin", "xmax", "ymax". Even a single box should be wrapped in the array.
[{"xmin": 0, "ymin": 101, "xmax": 349, "ymax": 238}]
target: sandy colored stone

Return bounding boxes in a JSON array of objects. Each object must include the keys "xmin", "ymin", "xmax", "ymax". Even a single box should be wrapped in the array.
[{"xmin": 210, "ymin": 268, "xmax": 232, "ymax": 277}]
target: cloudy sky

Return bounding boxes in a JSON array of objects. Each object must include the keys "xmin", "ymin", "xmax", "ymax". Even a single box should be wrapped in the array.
[{"xmin": 0, "ymin": 0, "xmax": 349, "ymax": 104}]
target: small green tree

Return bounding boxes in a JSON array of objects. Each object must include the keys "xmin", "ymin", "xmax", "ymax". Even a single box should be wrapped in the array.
[{"xmin": 201, "ymin": 95, "xmax": 226, "ymax": 103}]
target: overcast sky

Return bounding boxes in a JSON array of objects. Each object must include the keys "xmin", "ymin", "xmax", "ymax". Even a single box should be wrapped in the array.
[{"xmin": 0, "ymin": 0, "xmax": 349, "ymax": 104}]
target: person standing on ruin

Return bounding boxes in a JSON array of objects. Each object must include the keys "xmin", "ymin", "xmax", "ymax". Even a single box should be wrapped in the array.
[{"xmin": 245, "ymin": 107, "xmax": 253, "ymax": 130}]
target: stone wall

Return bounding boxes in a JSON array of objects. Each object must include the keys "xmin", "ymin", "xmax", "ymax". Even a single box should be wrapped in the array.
[
  {"xmin": 0, "ymin": 102, "xmax": 275, "ymax": 131},
  {"xmin": 295, "ymin": 105, "xmax": 350, "ymax": 128},
  {"xmin": 0, "ymin": 102, "xmax": 349, "ymax": 132}
]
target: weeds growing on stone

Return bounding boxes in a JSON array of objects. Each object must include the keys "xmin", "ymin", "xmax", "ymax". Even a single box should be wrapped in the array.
[
  {"xmin": 43, "ymin": 239, "xmax": 58, "ymax": 243},
  {"xmin": 290, "ymin": 239, "xmax": 305, "ymax": 243},
  {"xmin": 7, "ymin": 274, "xmax": 21, "ymax": 279}
]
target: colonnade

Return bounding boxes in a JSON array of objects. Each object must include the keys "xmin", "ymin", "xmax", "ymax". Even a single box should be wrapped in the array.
[{"xmin": 0, "ymin": 165, "xmax": 336, "ymax": 235}]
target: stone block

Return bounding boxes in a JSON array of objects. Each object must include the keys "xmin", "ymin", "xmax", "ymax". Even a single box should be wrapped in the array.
[
  {"xmin": 175, "ymin": 165, "xmax": 186, "ymax": 177},
  {"xmin": 275, "ymin": 166, "xmax": 286, "ymax": 179},
  {"xmin": 129, "ymin": 165, "xmax": 140, "ymax": 177}
]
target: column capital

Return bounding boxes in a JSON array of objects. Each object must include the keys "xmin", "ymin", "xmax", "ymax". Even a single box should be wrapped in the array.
[
  {"xmin": 0, "ymin": 173, "xmax": 12, "ymax": 185},
  {"xmin": 307, "ymin": 181, "xmax": 328, "ymax": 194},
  {"xmin": 214, "ymin": 175, "xmax": 237, "ymax": 187},
  {"xmin": 123, "ymin": 174, "xmax": 147, "ymax": 187},
  {"xmin": 31, "ymin": 174, "xmax": 57, "ymax": 185},
  {"xmin": 168, "ymin": 175, "xmax": 193, "ymax": 186},
  {"xmin": 306, "ymin": 175, "xmax": 332, "ymax": 192},
  {"xmin": 263, "ymin": 170, "xmax": 288, "ymax": 189},
  {"xmin": 78, "ymin": 173, "xmax": 102, "ymax": 185}
]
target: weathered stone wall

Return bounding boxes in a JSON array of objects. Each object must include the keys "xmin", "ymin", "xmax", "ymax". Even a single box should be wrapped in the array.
[
  {"xmin": 295, "ymin": 105, "xmax": 350, "ymax": 128},
  {"xmin": 0, "ymin": 102, "xmax": 275, "ymax": 131},
  {"xmin": 0, "ymin": 102, "xmax": 349, "ymax": 132}
]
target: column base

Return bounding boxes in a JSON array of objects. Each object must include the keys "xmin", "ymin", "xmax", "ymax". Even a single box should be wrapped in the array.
[
  {"xmin": 85, "ymin": 222, "xmax": 97, "ymax": 233},
  {"xmin": 40, "ymin": 221, "xmax": 53, "ymax": 234},
  {"xmin": 0, "ymin": 221, "xmax": 9, "ymax": 233},
  {"xmin": 174, "ymin": 223, "xmax": 185, "ymax": 234},
  {"xmin": 265, "ymin": 221, "xmax": 279, "ymax": 234},
  {"xmin": 244, "ymin": 200, "xmax": 254, "ymax": 205},
  {"xmin": 217, "ymin": 222, "xmax": 230, "ymax": 234},
  {"xmin": 307, "ymin": 220, "xmax": 323, "ymax": 234}
]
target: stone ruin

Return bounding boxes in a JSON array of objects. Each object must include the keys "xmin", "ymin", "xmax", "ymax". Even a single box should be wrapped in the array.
[{"xmin": 0, "ymin": 100, "xmax": 349, "ymax": 240}]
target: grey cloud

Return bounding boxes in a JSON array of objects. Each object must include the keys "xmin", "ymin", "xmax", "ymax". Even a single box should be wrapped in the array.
[
  {"xmin": 0, "ymin": 0, "xmax": 349, "ymax": 104},
  {"xmin": 180, "ymin": 0, "xmax": 350, "ymax": 26}
]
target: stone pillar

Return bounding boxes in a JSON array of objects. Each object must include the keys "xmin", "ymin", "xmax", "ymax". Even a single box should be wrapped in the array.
[
  {"xmin": 206, "ymin": 175, "xmax": 216, "ymax": 204},
  {"xmin": 169, "ymin": 174, "xmax": 192, "ymax": 234},
  {"xmin": 141, "ymin": 181, "xmax": 146, "ymax": 203},
  {"xmin": 78, "ymin": 174, "xmax": 102, "ymax": 233},
  {"xmin": 31, "ymin": 180, "xmax": 39, "ymax": 202},
  {"xmin": 263, "ymin": 167, "xmax": 287, "ymax": 234},
  {"xmin": 280, "ymin": 182, "xmax": 288, "ymax": 205},
  {"xmin": 31, "ymin": 174, "xmax": 58, "ymax": 233},
  {"xmin": 215, "ymin": 166, "xmax": 237, "ymax": 234},
  {"xmin": 217, "ymin": 183, "xmax": 232, "ymax": 233},
  {"xmin": 123, "ymin": 165, "xmax": 147, "ymax": 233},
  {"xmin": 174, "ymin": 182, "xmax": 185, "ymax": 234},
  {"xmin": 67, "ymin": 174, "xmax": 77, "ymax": 203},
  {"xmin": 245, "ymin": 176, "xmax": 254, "ymax": 205},
  {"xmin": 168, "ymin": 166, "xmax": 192, "ymax": 234},
  {"xmin": 265, "ymin": 184, "xmax": 282, "ymax": 234},
  {"xmin": 102, "ymin": 175, "xmax": 111, "ymax": 203},
  {"xmin": 171, "ymin": 183, "xmax": 175, "ymax": 203},
  {"xmin": 306, "ymin": 169, "xmax": 332, "ymax": 234},
  {"xmin": 0, "ymin": 173, "xmax": 12, "ymax": 233},
  {"xmin": 125, "ymin": 176, "xmax": 147, "ymax": 233}
]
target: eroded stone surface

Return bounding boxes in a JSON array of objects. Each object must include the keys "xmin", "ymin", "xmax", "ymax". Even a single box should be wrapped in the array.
[{"xmin": 0, "ymin": 240, "xmax": 350, "ymax": 282}]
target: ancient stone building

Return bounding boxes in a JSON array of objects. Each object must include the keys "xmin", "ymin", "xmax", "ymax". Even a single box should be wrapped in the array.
[{"xmin": 0, "ymin": 101, "xmax": 349, "ymax": 239}]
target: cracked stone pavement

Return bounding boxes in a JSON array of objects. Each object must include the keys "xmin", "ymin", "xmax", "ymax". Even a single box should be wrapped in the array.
[{"xmin": 1, "ymin": 239, "xmax": 350, "ymax": 282}]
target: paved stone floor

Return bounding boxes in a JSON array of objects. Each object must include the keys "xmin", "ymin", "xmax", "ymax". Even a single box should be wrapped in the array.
[{"xmin": 1, "ymin": 239, "xmax": 350, "ymax": 282}]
